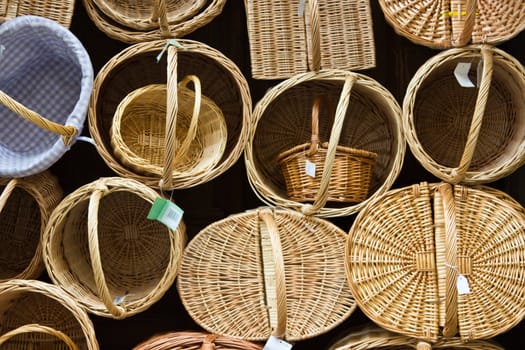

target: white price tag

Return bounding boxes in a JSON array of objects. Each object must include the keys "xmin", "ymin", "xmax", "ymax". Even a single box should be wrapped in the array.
[
  {"xmin": 457, "ymin": 274, "xmax": 470, "ymax": 295},
  {"xmin": 454, "ymin": 62, "xmax": 475, "ymax": 88},
  {"xmin": 305, "ymin": 160, "xmax": 316, "ymax": 178},
  {"xmin": 263, "ymin": 336, "xmax": 293, "ymax": 350},
  {"xmin": 147, "ymin": 197, "xmax": 184, "ymax": 231}
]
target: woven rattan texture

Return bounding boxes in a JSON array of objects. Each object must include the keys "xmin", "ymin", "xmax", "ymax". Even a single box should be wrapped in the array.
[
  {"xmin": 133, "ymin": 331, "xmax": 262, "ymax": 350},
  {"xmin": 0, "ymin": 0, "xmax": 75, "ymax": 27}
]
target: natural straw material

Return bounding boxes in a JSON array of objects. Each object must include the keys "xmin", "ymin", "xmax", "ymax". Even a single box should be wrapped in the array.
[
  {"xmin": 89, "ymin": 39, "xmax": 251, "ymax": 190},
  {"xmin": 133, "ymin": 331, "xmax": 263, "ymax": 350},
  {"xmin": 346, "ymin": 182, "xmax": 525, "ymax": 342},
  {"xmin": 245, "ymin": 70, "xmax": 404, "ymax": 218},
  {"xmin": 403, "ymin": 45, "xmax": 525, "ymax": 184},
  {"xmin": 43, "ymin": 177, "xmax": 186, "ymax": 319},
  {"xmin": 177, "ymin": 207, "xmax": 355, "ymax": 341},
  {"xmin": 244, "ymin": 0, "xmax": 375, "ymax": 79},
  {"xmin": 0, "ymin": 171, "xmax": 62, "ymax": 281},
  {"xmin": 0, "ymin": 279, "xmax": 99, "ymax": 349},
  {"xmin": 0, "ymin": 0, "xmax": 76, "ymax": 27},
  {"xmin": 378, "ymin": 0, "xmax": 525, "ymax": 48}
]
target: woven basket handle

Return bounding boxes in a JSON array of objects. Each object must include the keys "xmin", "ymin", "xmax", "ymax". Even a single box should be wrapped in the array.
[
  {"xmin": 302, "ymin": 73, "xmax": 355, "ymax": 216},
  {"xmin": 0, "ymin": 179, "xmax": 17, "ymax": 214},
  {"xmin": 87, "ymin": 185, "xmax": 126, "ymax": 318},
  {"xmin": 307, "ymin": 96, "xmax": 334, "ymax": 156},
  {"xmin": 451, "ymin": 0, "xmax": 476, "ymax": 47},
  {"xmin": 305, "ymin": 0, "xmax": 321, "ymax": 71},
  {"xmin": 0, "ymin": 90, "xmax": 77, "ymax": 146},
  {"xmin": 0, "ymin": 324, "xmax": 79, "ymax": 350},
  {"xmin": 259, "ymin": 209, "xmax": 287, "ymax": 339},
  {"xmin": 448, "ymin": 46, "xmax": 493, "ymax": 183},
  {"xmin": 152, "ymin": 0, "xmax": 171, "ymax": 38}
]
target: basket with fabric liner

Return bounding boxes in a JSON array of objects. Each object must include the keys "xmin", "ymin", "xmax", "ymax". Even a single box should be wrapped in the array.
[
  {"xmin": 245, "ymin": 70, "xmax": 404, "ymax": 218},
  {"xmin": 89, "ymin": 39, "xmax": 251, "ymax": 190},
  {"xmin": 43, "ymin": 177, "xmax": 186, "ymax": 319},
  {"xmin": 378, "ymin": 0, "xmax": 525, "ymax": 49},
  {"xmin": 0, "ymin": 171, "xmax": 62, "ymax": 282},
  {"xmin": 0, "ymin": 15, "xmax": 93, "ymax": 178},
  {"xmin": 0, "ymin": 0, "xmax": 76, "ymax": 28},
  {"xmin": 177, "ymin": 207, "xmax": 355, "ymax": 342},
  {"xmin": 346, "ymin": 182, "xmax": 525, "ymax": 342},
  {"xmin": 403, "ymin": 45, "xmax": 525, "ymax": 184},
  {"xmin": 0, "ymin": 279, "xmax": 99, "ymax": 349},
  {"xmin": 133, "ymin": 331, "xmax": 262, "ymax": 350}
]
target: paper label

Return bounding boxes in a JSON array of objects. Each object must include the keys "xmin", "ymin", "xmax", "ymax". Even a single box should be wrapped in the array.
[
  {"xmin": 305, "ymin": 160, "xmax": 316, "ymax": 178},
  {"xmin": 147, "ymin": 197, "xmax": 184, "ymax": 231},
  {"xmin": 457, "ymin": 274, "xmax": 470, "ymax": 295},
  {"xmin": 263, "ymin": 336, "xmax": 293, "ymax": 350},
  {"xmin": 454, "ymin": 62, "xmax": 475, "ymax": 88}
]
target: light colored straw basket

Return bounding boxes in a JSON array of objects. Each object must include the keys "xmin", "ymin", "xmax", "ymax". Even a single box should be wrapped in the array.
[
  {"xmin": 346, "ymin": 182, "xmax": 525, "ymax": 342},
  {"xmin": 83, "ymin": 0, "xmax": 226, "ymax": 43},
  {"xmin": 0, "ymin": 16, "xmax": 93, "ymax": 178},
  {"xmin": 0, "ymin": 0, "xmax": 75, "ymax": 27},
  {"xmin": 378, "ymin": 0, "xmax": 525, "ymax": 49},
  {"xmin": 89, "ymin": 39, "xmax": 251, "ymax": 190},
  {"xmin": 133, "ymin": 331, "xmax": 263, "ymax": 350},
  {"xmin": 177, "ymin": 207, "xmax": 355, "ymax": 342},
  {"xmin": 0, "ymin": 171, "xmax": 62, "ymax": 281},
  {"xmin": 403, "ymin": 45, "xmax": 525, "ymax": 184},
  {"xmin": 43, "ymin": 177, "xmax": 186, "ymax": 319},
  {"xmin": 0, "ymin": 279, "xmax": 99, "ymax": 349},
  {"xmin": 245, "ymin": 70, "xmax": 404, "ymax": 218},
  {"xmin": 244, "ymin": 0, "xmax": 375, "ymax": 79}
]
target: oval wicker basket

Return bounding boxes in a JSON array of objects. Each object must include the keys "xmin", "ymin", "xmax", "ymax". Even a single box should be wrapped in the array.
[
  {"xmin": 0, "ymin": 171, "xmax": 62, "ymax": 282},
  {"xmin": 177, "ymin": 207, "xmax": 355, "ymax": 342},
  {"xmin": 245, "ymin": 70, "xmax": 404, "ymax": 218},
  {"xmin": 0, "ymin": 0, "xmax": 75, "ymax": 28},
  {"xmin": 346, "ymin": 182, "xmax": 525, "ymax": 342},
  {"xmin": 0, "ymin": 279, "xmax": 99, "ymax": 349},
  {"xmin": 89, "ymin": 39, "xmax": 251, "ymax": 190},
  {"xmin": 378, "ymin": 0, "xmax": 525, "ymax": 49},
  {"xmin": 43, "ymin": 177, "xmax": 186, "ymax": 319},
  {"xmin": 0, "ymin": 15, "xmax": 93, "ymax": 178},
  {"xmin": 403, "ymin": 45, "xmax": 525, "ymax": 184},
  {"xmin": 133, "ymin": 331, "xmax": 263, "ymax": 350}
]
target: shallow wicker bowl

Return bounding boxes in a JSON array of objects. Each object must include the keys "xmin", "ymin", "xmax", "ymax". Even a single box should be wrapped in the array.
[{"xmin": 133, "ymin": 331, "xmax": 263, "ymax": 350}]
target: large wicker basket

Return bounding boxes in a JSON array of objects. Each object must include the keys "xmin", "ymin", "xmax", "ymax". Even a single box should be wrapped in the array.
[
  {"xmin": 89, "ymin": 39, "xmax": 251, "ymax": 190},
  {"xmin": 403, "ymin": 45, "xmax": 525, "ymax": 184},
  {"xmin": 133, "ymin": 331, "xmax": 262, "ymax": 350},
  {"xmin": 177, "ymin": 207, "xmax": 355, "ymax": 342},
  {"xmin": 346, "ymin": 182, "xmax": 525, "ymax": 342},
  {"xmin": 245, "ymin": 70, "xmax": 404, "ymax": 218},
  {"xmin": 378, "ymin": 0, "xmax": 525, "ymax": 49},
  {"xmin": 244, "ymin": 0, "xmax": 375, "ymax": 79},
  {"xmin": 0, "ymin": 279, "xmax": 99, "ymax": 349},
  {"xmin": 0, "ymin": 171, "xmax": 62, "ymax": 281},
  {"xmin": 0, "ymin": 0, "xmax": 75, "ymax": 27},
  {"xmin": 43, "ymin": 177, "xmax": 186, "ymax": 319}
]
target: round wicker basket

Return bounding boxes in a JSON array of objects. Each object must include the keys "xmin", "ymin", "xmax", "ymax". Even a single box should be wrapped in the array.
[
  {"xmin": 133, "ymin": 331, "xmax": 263, "ymax": 350},
  {"xmin": 403, "ymin": 45, "xmax": 525, "ymax": 184},
  {"xmin": 245, "ymin": 70, "xmax": 404, "ymax": 218},
  {"xmin": 0, "ymin": 171, "xmax": 62, "ymax": 282},
  {"xmin": 0, "ymin": 279, "xmax": 98, "ymax": 349},
  {"xmin": 177, "ymin": 207, "xmax": 355, "ymax": 342},
  {"xmin": 43, "ymin": 177, "xmax": 186, "ymax": 319},
  {"xmin": 346, "ymin": 182, "xmax": 525, "ymax": 342},
  {"xmin": 89, "ymin": 39, "xmax": 251, "ymax": 190}
]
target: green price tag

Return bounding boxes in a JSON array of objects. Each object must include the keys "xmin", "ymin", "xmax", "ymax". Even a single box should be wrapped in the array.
[{"xmin": 147, "ymin": 197, "xmax": 184, "ymax": 231}]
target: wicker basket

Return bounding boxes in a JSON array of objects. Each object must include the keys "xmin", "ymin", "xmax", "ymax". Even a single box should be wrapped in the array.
[
  {"xmin": 244, "ymin": 0, "xmax": 375, "ymax": 79},
  {"xmin": 110, "ymin": 64, "xmax": 227, "ymax": 181},
  {"xmin": 378, "ymin": 0, "xmax": 525, "ymax": 48},
  {"xmin": 0, "ymin": 15, "xmax": 93, "ymax": 178},
  {"xmin": 0, "ymin": 171, "xmax": 62, "ymax": 281},
  {"xmin": 403, "ymin": 45, "xmax": 525, "ymax": 184},
  {"xmin": 245, "ymin": 70, "xmax": 404, "ymax": 218},
  {"xmin": 89, "ymin": 39, "xmax": 251, "ymax": 190},
  {"xmin": 133, "ymin": 331, "xmax": 263, "ymax": 350},
  {"xmin": 177, "ymin": 207, "xmax": 355, "ymax": 342},
  {"xmin": 0, "ymin": 0, "xmax": 75, "ymax": 27},
  {"xmin": 346, "ymin": 182, "xmax": 525, "ymax": 342},
  {"xmin": 43, "ymin": 177, "xmax": 186, "ymax": 319},
  {"xmin": 0, "ymin": 279, "xmax": 99, "ymax": 349}
]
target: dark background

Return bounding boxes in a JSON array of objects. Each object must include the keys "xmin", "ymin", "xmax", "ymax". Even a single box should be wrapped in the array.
[{"xmin": 44, "ymin": 0, "xmax": 525, "ymax": 348}]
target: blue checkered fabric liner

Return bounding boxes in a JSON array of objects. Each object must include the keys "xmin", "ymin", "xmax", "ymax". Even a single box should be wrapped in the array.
[{"xmin": 0, "ymin": 16, "xmax": 93, "ymax": 177}]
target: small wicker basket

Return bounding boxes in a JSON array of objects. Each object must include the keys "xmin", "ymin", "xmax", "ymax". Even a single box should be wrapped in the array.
[
  {"xmin": 133, "ymin": 331, "xmax": 263, "ymax": 350},
  {"xmin": 43, "ymin": 177, "xmax": 186, "ymax": 319},
  {"xmin": 346, "ymin": 182, "xmax": 525, "ymax": 342},
  {"xmin": 0, "ymin": 0, "xmax": 76, "ymax": 27}
]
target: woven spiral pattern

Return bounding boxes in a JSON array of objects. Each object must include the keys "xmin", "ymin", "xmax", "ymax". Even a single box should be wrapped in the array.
[{"xmin": 133, "ymin": 331, "xmax": 262, "ymax": 350}]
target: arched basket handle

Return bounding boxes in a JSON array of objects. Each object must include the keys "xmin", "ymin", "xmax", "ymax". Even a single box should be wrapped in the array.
[
  {"xmin": 0, "ymin": 179, "xmax": 17, "ymax": 214},
  {"xmin": 0, "ymin": 324, "xmax": 79, "ymax": 350},
  {"xmin": 451, "ymin": 0, "xmax": 477, "ymax": 47},
  {"xmin": 304, "ymin": 0, "xmax": 321, "ymax": 71}
]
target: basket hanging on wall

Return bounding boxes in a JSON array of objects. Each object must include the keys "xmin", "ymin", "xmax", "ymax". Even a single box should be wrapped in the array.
[
  {"xmin": 43, "ymin": 177, "xmax": 186, "ymax": 319},
  {"xmin": 245, "ymin": 70, "xmax": 404, "ymax": 218},
  {"xmin": 177, "ymin": 207, "xmax": 355, "ymax": 342},
  {"xmin": 403, "ymin": 45, "xmax": 525, "ymax": 184},
  {"xmin": 346, "ymin": 182, "xmax": 525, "ymax": 342},
  {"xmin": 0, "ymin": 15, "xmax": 93, "ymax": 178},
  {"xmin": 133, "ymin": 331, "xmax": 263, "ymax": 350},
  {"xmin": 0, "ymin": 0, "xmax": 76, "ymax": 27},
  {"xmin": 0, "ymin": 171, "xmax": 62, "ymax": 282},
  {"xmin": 0, "ymin": 279, "xmax": 99, "ymax": 349}
]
